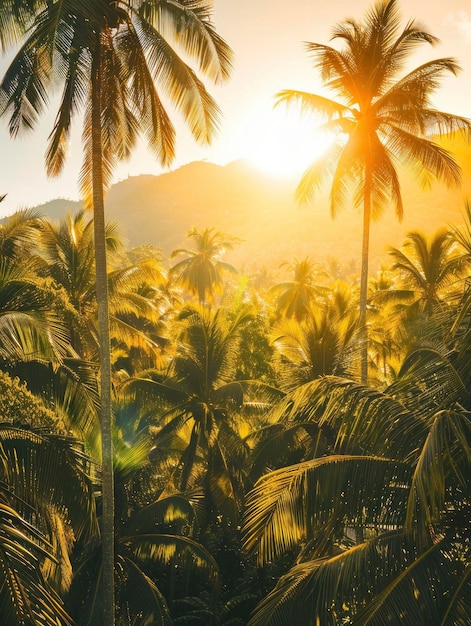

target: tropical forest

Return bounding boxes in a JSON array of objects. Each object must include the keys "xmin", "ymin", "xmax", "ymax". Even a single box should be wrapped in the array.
[{"xmin": 0, "ymin": 1, "xmax": 471, "ymax": 625}]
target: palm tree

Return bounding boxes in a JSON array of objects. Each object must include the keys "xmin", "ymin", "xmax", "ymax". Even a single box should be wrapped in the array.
[
  {"xmin": 123, "ymin": 303, "xmax": 265, "ymax": 525},
  {"xmin": 387, "ymin": 228, "xmax": 463, "ymax": 315},
  {"xmin": 272, "ymin": 281, "xmax": 359, "ymax": 388},
  {"xmin": 170, "ymin": 227, "xmax": 240, "ymax": 305},
  {"xmin": 367, "ymin": 229, "xmax": 465, "ymax": 374},
  {"xmin": 276, "ymin": 0, "xmax": 470, "ymax": 382},
  {"xmin": 242, "ymin": 370, "xmax": 471, "ymax": 624},
  {"xmin": 0, "ymin": 4, "xmax": 232, "ymax": 621},
  {"xmin": 268, "ymin": 258, "xmax": 322, "ymax": 321},
  {"xmin": 39, "ymin": 211, "xmax": 121, "ymax": 319},
  {"xmin": 39, "ymin": 211, "xmax": 169, "ymax": 367}
]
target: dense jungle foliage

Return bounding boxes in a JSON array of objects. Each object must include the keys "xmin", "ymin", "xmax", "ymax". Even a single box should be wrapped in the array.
[
  {"xmin": 0, "ymin": 208, "xmax": 470, "ymax": 624},
  {"xmin": 1, "ymin": 0, "xmax": 471, "ymax": 623}
]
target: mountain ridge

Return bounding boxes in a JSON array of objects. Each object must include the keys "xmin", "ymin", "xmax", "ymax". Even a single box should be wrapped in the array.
[{"xmin": 23, "ymin": 135, "xmax": 471, "ymax": 272}]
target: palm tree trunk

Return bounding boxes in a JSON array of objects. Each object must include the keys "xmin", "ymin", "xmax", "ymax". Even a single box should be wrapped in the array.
[
  {"xmin": 359, "ymin": 175, "xmax": 372, "ymax": 385},
  {"xmin": 91, "ymin": 33, "xmax": 115, "ymax": 626}
]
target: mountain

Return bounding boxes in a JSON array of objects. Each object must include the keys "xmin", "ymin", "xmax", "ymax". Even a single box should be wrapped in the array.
[{"xmin": 31, "ymin": 134, "xmax": 471, "ymax": 274}]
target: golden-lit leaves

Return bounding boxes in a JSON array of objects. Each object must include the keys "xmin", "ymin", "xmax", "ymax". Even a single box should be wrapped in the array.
[
  {"xmin": 243, "ymin": 455, "xmax": 410, "ymax": 565},
  {"xmin": 280, "ymin": 0, "xmax": 470, "ymax": 220}
]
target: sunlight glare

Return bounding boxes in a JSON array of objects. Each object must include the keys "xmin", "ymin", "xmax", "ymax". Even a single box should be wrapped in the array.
[{"xmin": 240, "ymin": 101, "xmax": 333, "ymax": 178}]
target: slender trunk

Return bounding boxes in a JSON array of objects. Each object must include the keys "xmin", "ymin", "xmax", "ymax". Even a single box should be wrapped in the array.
[
  {"xmin": 91, "ymin": 33, "xmax": 115, "ymax": 625},
  {"xmin": 359, "ymin": 174, "xmax": 371, "ymax": 385}
]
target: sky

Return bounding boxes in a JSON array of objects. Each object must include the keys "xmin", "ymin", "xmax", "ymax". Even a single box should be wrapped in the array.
[{"xmin": 1, "ymin": 0, "xmax": 470, "ymax": 217}]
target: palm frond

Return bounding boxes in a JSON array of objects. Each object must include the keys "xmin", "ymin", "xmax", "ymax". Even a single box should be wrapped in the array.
[
  {"xmin": 0, "ymin": 502, "xmax": 75, "ymax": 626},
  {"xmin": 389, "ymin": 347, "xmax": 469, "ymax": 414},
  {"xmin": 0, "ymin": 426, "xmax": 97, "ymax": 541},
  {"xmin": 139, "ymin": 0, "xmax": 233, "ymax": 83},
  {"xmin": 243, "ymin": 455, "xmax": 410, "ymax": 564},
  {"xmin": 124, "ymin": 533, "xmax": 218, "ymax": 582},
  {"xmin": 120, "ymin": 556, "xmax": 173, "ymax": 626},
  {"xmin": 138, "ymin": 17, "xmax": 221, "ymax": 145},
  {"xmin": 268, "ymin": 376, "xmax": 426, "ymax": 460},
  {"xmin": 274, "ymin": 89, "xmax": 350, "ymax": 121},
  {"xmin": 405, "ymin": 409, "xmax": 471, "ymax": 542}
]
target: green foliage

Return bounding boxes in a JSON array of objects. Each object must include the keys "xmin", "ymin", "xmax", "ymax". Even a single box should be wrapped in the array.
[
  {"xmin": 0, "ymin": 370, "xmax": 62, "ymax": 430},
  {"xmin": 1, "ymin": 1, "xmax": 471, "ymax": 621}
]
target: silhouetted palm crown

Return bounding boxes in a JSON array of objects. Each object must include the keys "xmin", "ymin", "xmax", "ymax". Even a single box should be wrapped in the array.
[
  {"xmin": 277, "ymin": 0, "xmax": 468, "ymax": 213},
  {"xmin": 1, "ymin": 0, "xmax": 232, "ymax": 201},
  {"xmin": 276, "ymin": 0, "xmax": 470, "ymax": 383}
]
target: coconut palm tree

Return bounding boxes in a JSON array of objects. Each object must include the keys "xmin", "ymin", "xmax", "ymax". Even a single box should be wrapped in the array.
[
  {"xmin": 170, "ymin": 227, "xmax": 240, "ymax": 305},
  {"xmin": 366, "ymin": 229, "xmax": 465, "ymax": 375},
  {"xmin": 268, "ymin": 258, "xmax": 322, "ymax": 321},
  {"xmin": 387, "ymin": 228, "xmax": 463, "ymax": 315},
  {"xmin": 242, "ymin": 294, "xmax": 471, "ymax": 624},
  {"xmin": 276, "ymin": 0, "xmax": 470, "ymax": 382},
  {"xmin": 272, "ymin": 281, "xmax": 360, "ymax": 389},
  {"xmin": 1, "ymin": 4, "xmax": 232, "ymax": 618},
  {"xmin": 39, "ymin": 211, "xmax": 169, "ymax": 367},
  {"xmin": 122, "ymin": 302, "xmax": 268, "ymax": 525}
]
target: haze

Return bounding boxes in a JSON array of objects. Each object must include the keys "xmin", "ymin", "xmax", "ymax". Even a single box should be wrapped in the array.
[{"xmin": 1, "ymin": 0, "xmax": 470, "ymax": 216}]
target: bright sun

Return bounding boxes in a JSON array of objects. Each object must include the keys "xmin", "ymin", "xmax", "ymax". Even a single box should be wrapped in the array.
[{"xmin": 238, "ymin": 101, "xmax": 334, "ymax": 178}]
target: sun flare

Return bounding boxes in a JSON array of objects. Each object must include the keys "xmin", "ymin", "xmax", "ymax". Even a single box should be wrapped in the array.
[{"xmin": 239, "ymin": 101, "xmax": 334, "ymax": 178}]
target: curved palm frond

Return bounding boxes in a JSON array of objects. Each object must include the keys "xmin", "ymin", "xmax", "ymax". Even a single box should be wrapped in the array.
[
  {"xmin": 243, "ymin": 455, "xmax": 410, "ymax": 564},
  {"xmin": 0, "ymin": 426, "xmax": 97, "ymax": 542},
  {"xmin": 0, "ymin": 502, "xmax": 75, "ymax": 626},
  {"xmin": 267, "ymin": 375, "xmax": 427, "ymax": 460},
  {"xmin": 247, "ymin": 529, "xmax": 471, "ymax": 626}
]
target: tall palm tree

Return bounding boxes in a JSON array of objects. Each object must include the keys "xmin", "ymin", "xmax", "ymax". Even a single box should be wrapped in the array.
[
  {"xmin": 276, "ymin": 0, "xmax": 470, "ymax": 382},
  {"xmin": 170, "ymin": 227, "xmax": 240, "ymax": 305},
  {"xmin": 0, "ymin": 3, "xmax": 232, "ymax": 621}
]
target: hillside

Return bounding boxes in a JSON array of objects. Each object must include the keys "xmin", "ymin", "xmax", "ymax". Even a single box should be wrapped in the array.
[{"xmin": 32, "ymin": 134, "xmax": 471, "ymax": 274}]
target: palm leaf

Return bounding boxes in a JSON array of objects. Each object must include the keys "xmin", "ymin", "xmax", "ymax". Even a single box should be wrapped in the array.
[
  {"xmin": 268, "ymin": 376, "xmax": 426, "ymax": 460},
  {"xmin": 405, "ymin": 409, "xmax": 471, "ymax": 543},
  {"xmin": 0, "ymin": 426, "xmax": 97, "ymax": 541},
  {"xmin": 0, "ymin": 502, "xmax": 75, "ymax": 626},
  {"xmin": 120, "ymin": 555, "xmax": 173, "ymax": 625},
  {"xmin": 389, "ymin": 347, "xmax": 469, "ymax": 414},
  {"xmin": 124, "ymin": 533, "xmax": 218, "ymax": 582},
  {"xmin": 243, "ymin": 455, "xmax": 410, "ymax": 564}
]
